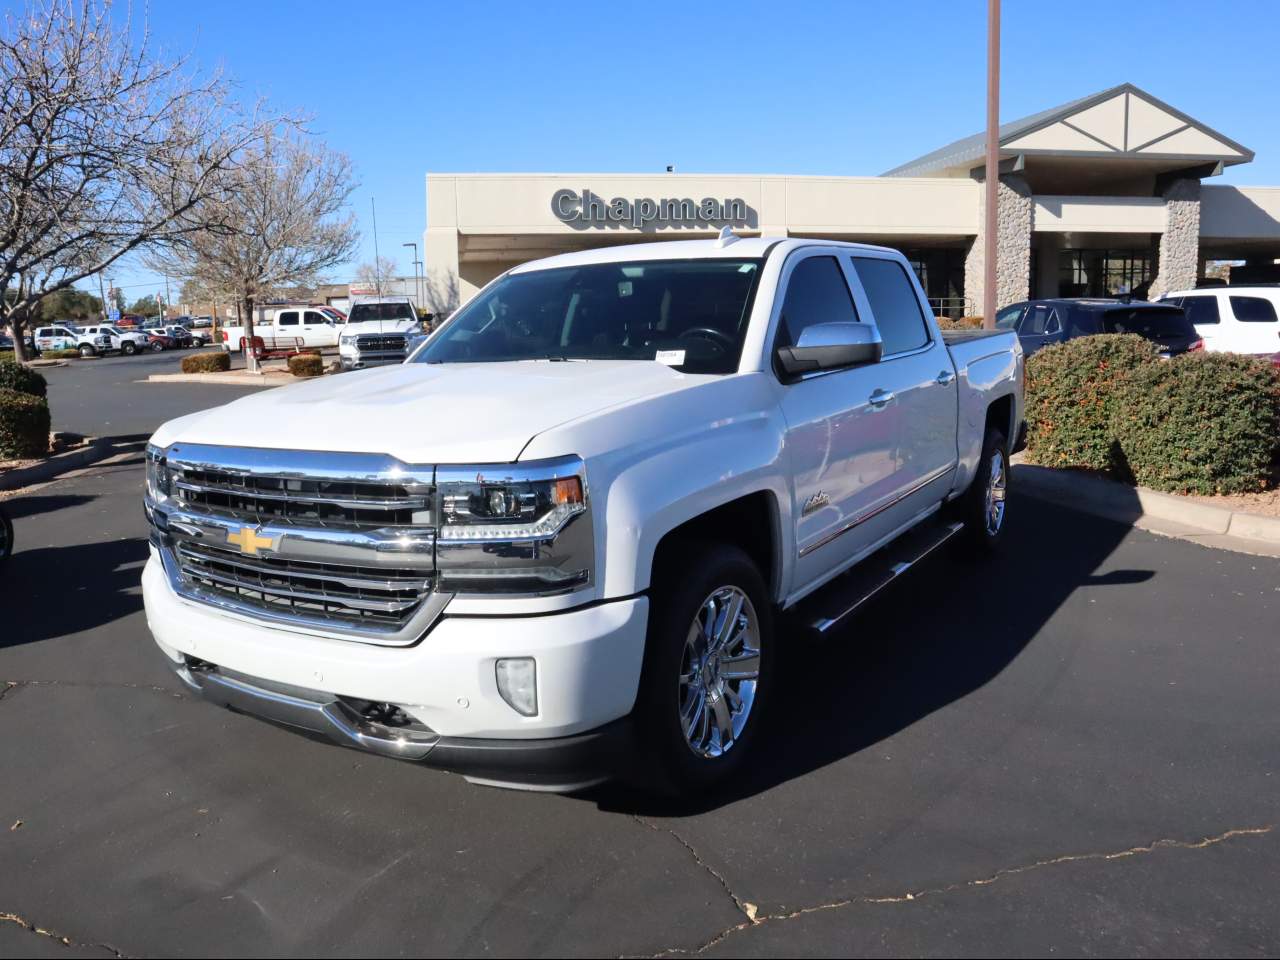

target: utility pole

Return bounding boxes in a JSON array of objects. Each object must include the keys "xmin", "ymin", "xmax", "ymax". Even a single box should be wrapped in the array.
[
  {"xmin": 97, "ymin": 273, "xmax": 108, "ymax": 322},
  {"xmin": 371, "ymin": 197, "xmax": 383, "ymax": 297},
  {"xmin": 982, "ymin": 0, "xmax": 1001, "ymax": 329},
  {"xmin": 403, "ymin": 242, "xmax": 421, "ymax": 312}
]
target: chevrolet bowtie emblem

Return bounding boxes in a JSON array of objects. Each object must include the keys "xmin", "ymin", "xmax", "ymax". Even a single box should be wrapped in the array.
[{"xmin": 226, "ymin": 526, "xmax": 276, "ymax": 556}]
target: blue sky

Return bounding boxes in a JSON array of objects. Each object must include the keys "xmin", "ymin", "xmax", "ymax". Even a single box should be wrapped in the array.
[{"xmin": 69, "ymin": 0, "xmax": 1280, "ymax": 298}]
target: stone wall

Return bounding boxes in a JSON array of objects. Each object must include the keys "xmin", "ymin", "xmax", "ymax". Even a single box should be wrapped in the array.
[
  {"xmin": 963, "ymin": 174, "xmax": 1033, "ymax": 317},
  {"xmin": 1148, "ymin": 178, "xmax": 1201, "ymax": 299}
]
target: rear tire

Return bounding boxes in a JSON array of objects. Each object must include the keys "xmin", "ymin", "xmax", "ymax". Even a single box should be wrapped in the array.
[
  {"xmin": 150, "ymin": 341, "xmax": 164, "ymax": 352},
  {"xmin": 634, "ymin": 541, "xmax": 774, "ymax": 794},
  {"xmin": 955, "ymin": 425, "xmax": 1009, "ymax": 553}
]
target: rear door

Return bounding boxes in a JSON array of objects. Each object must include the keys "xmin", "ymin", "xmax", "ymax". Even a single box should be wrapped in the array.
[
  {"xmin": 1173, "ymin": 293, "xmax": 1225, "ymax": 350},
  {"xmin": 1017, "ymin": 303, "xmax": 1064, "ymax": 356},
  {"xmin": 1225, "ymin": 294, "xmax": 1279, "ymax": 354}
]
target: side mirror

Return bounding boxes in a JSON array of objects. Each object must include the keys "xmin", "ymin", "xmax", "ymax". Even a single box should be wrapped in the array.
[{"xmin": 776, "ymin": 322, "xmax": 882, "ymax": 380}]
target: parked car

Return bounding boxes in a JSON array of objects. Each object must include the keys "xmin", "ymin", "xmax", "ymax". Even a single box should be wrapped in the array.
[
  {"xmin": 159, "ymin": 325, "xmax": 196, "ymax": 348},
  {"xmin": 188, "ymin": 316, "xmax": 214, "ymax": 329},
  {"xmin": 142, "ymin": 233, "xmax": 1025, "ymax": 794},
  {"xmin": 996, "ymin": 298, "xmax": 1202, "ymax": 358},
  {"xmin": 1159, "ymin": 286, "xmax": 1280, "ymax": 355},
  {"xmin": 79, "ymin": 324, "xmax": 150, "ymax": 356},
  {"xmin": 338, "ymin": 296, "xmax": 421, "ymax": 369},
  {"xmin": 145, "ymin": 331, "xmax": 174, "ymax": 352},
  {"xmin": 32, "ymin": 324, "xmax": 111, "ymax": 357}
]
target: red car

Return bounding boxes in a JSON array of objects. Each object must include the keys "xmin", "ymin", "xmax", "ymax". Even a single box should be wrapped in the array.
[{"xmin": 145, "ymin": 331, "xmax": 174, "ymax": 352}]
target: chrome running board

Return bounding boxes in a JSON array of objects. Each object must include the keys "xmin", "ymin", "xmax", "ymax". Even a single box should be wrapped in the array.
[{"xmin": 801, "ymin": 520, "xmax": 964, "ymax": 635}]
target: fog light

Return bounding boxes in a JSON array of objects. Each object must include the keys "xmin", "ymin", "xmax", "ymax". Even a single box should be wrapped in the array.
[{"xmin": 495, "ymin": 658, "xmax": 537, "ymax": 717}]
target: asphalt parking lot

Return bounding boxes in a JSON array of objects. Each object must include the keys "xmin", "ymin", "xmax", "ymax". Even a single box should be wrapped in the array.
[{"xmin": 2, "ymin": 366, "xmax": 1278, "ymax": 957}]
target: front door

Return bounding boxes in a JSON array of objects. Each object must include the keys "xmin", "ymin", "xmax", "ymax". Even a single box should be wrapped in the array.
[
  {"xmin": 775, "ymin": 253, "xmax": 906, "ymax": 595},
  {"xmin": 303, "ymin": 310, "xmax": 337, "ymax": 347}
]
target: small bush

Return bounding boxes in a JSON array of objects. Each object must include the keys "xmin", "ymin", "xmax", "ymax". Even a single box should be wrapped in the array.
[
  {"xmin": 1024, "ymin": 334, "xmax": 1160, "ymax": 471},
  {"xmin": 288, "ymin": 353, "xmax": 324, "ymax": 378},
  {"xmin": 43, "ymin": 349, "xmax": 82, "ymax": 359},
  {"xmin": 180, "ymin": 351, "xmax": 231, "ymax": 374},
  {"xmin": 936, "ymin": 315, "xmax": 985, "ymax": 331},
  {"xmin": 0, "ymin": 357, "xmax": 48, "ymax": 398},
  {"xmin": 1112, "ymin": 353, "xmax": 1280, "ymax": 495},
  {"xmin": 0, "ymin": 388, "xmax": 51, "ymax": 459}
]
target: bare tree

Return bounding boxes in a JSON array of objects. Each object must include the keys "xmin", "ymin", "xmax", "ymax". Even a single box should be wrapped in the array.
[
  {"xmin": 150, "ymin": 129, "xmax": 358, "ymax": 370},
  {"xmin": 353, "ymin": 256, "xmax": 399, "ymax": 296},
  {"xmin": 0, "ymin": 0, "xmax": 285, "ymax": 362}
]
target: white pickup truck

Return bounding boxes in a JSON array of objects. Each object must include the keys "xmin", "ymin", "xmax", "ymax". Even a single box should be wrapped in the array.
[
  {"xmin": 338, "ymin": 296, "xmax": 422, "ymax": 369},
  {"xmin": 142, "ymin": 235, "xmax": 1023, "ymax": 793}
]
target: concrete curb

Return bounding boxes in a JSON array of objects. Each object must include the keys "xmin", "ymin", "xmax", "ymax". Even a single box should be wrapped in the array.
[
  {"xmin": 0, "ymin": 436, "xmax": 115, "ymax": 491},
  {"xmin": 146, "ymin": 371, "xmax": 288, "ymax": 386},
  {"xmin": 1013, "ymin": 461, "xmax": 1280, "ymax": 547}
]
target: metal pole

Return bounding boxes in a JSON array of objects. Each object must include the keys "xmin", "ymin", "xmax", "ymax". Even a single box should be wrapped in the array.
[
  {"xmin": 402, "ymin": 242, "xmax": 419, "ymax": 310},
  {"xmin": 97, "ymin": 273, "xmax": 108, "ymax": 322},
  {"xmin": 982, "ymin": 0, "xmax": 1001, "ymax": 330},
  {"xmin": 371, "ymin": 197, "xmax": 383, "ymax": 297}
]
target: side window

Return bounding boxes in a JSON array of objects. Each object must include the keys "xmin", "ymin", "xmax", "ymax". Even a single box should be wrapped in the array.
[
  {"xmin": 277, "ymin": 311, "xmax": 299, "ymax": 327},
  {"xmin": 995, "ymin": 304, "xmax": 1024, "ymax": 330},
  {"xmin": 850, "ymin": 257, "xmax": 930, "ymax": 355},
  {"xmin": 304, "ymin": 311, "xmax": 325, "ymax": 325},
  {"xmin": 776, "ymin": 255, "xmax": 859, "ymax": 348},
  {"xmin": 1229, "ymin": 296, "xmax": 1278, "ymax": 323},
  {"xmin": 1181, "ymin": 296, "xmax": 1220, "ymax": 325},
  {"xmin": 1044, "ymin": 309, "xmax": 1061, "ymax": 335},
  {"xmin": 1022, "ymin": 305, "xmax": 1055, "ymax": 335}
]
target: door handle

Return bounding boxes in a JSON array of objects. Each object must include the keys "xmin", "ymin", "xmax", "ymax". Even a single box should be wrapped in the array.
[
  {"xmin": 868, "ymin": 388, "xmax": 895, "ymax": 409},
  {"xmin": 936, "ymin": 369, "xmax": 956, "ymax": 386}
]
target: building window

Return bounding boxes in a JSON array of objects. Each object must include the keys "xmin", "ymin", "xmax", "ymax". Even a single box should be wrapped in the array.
[{"xmin": 1058, "ymin": 250, "xmax": 1155, "ymax": 298}]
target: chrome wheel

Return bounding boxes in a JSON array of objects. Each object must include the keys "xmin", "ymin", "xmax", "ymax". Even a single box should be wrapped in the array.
[
  {"xmin": 985, "ymin": 449, "xmax": 1007, "ymax": 535},
  {"xmin": 678, "ymin": 585, "xmax": 762, "ymax": 759}
]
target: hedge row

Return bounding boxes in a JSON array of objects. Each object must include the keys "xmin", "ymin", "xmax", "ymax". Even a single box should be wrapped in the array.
[
  {"xmin": 1025, "ymin": 335, "xmax": 1280, "ymax": 495},
  {"xmin": 0, "ymin": 357, "xmax": 48, "ymax": 398},
  {"xmin": 287, "ymin": 353, "xmax": 324, "ymax": 378},
  {"xmin": 180, "ymin": 351, "xmax": 231, "ymax": 373},
  {"xmin": 0, "ymin": 388, "xmax": 51, "ymax": 459}
]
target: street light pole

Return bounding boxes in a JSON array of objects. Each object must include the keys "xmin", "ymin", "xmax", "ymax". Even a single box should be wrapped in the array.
[
  {"xmin": 982, "ymin": 0, "xmax": 1001, "ymax": 330},
  {"xmin": 402, "ymin": 242, "xmax": 420, "ymax": 311}
]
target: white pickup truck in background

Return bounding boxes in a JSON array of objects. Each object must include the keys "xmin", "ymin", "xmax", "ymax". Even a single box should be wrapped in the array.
[
  {"xmin": 338, "ymin": 296, "xmax": 422, "ymax": 369},
  {"xmin": 142, "ymin": 234, "xmax": 1023, "ymax": 794}
]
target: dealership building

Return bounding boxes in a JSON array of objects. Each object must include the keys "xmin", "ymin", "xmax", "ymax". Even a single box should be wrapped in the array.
[{"xmin": 423, "ymin": 84, "xmax": 1280, "ymax": 316}]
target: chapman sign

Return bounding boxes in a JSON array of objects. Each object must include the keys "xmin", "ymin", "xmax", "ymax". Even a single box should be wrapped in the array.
[{"xmin": 552, "ymin": 189, "xmax": 753, "ymax": 230}]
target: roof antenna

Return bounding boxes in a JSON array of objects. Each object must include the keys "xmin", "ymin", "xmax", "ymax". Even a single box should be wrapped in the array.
[{"xmin": 714, "ymin": 225, "xmax": 740, "ymax": 249}]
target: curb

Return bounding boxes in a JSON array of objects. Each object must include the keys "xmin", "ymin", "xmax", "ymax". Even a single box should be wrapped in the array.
[
  {"xmin": 146, "ymin": 372, "xmax": 288, "ymax": 386},
  {"xmin": 0, "ymin": 436, "xmax": 115, "ymax": 491},
  {"xmin": 1012, "ymin": 461, "xmax": 1280, "ymax": 547}
]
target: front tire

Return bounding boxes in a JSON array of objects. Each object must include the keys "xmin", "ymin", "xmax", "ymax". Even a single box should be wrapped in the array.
[
  {"xmin": 150, "ymin": 340, "xmax": 164, "ymax": 352},
  {"xmin": 122, "ymin": 341, "xmax": 137, "ymax": 356},
  {"xmin": 78, "ymin": 343, "xmax": 95, "ymax": 358},
  {"xmin": 635, "ymin": 541, "xmax": 774, "ymax": 794}
]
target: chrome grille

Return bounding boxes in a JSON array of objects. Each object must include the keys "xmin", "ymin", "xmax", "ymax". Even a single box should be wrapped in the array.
[
  {"xmin": 176, "ymin": 540, "xmax": 431, "ymax": 629},
  {"xmin": 355, "ymin": 333, "xmax": 407, "ymax": 353},
  {"xmin": 169, "ymin": 465, "xmax": 431, "ymax": 529}
]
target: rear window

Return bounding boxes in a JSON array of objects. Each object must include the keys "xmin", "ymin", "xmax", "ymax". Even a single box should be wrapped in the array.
[
  {"xmin": 1230, "ymin": 296, "xmax": 1278, "ymax": 323},
  {"xmin": 349, "ymin": 302, "xmax": 416, "ymax": 324},
  {"xmin": 1101, "ymin": 307, "xmax": 1195, "ymax": 339}
]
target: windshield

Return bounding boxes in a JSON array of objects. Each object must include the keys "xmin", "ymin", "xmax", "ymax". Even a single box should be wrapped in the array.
[
  {"xmin": 414, "ymin": 259, "xmax": 762, "ymax": 374},
  {"xmin": 1102, "ymin": 307, "xmax": 1195, "ymax": 339},
  {"xmin": 349, "ymin": 302, "xmax": 416, "ymax": 324}
]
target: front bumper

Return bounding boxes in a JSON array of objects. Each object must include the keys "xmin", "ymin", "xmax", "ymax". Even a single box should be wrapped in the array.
[{"xmin": 143, "ymin": 552, "xmax": 648, "ymax": 787}]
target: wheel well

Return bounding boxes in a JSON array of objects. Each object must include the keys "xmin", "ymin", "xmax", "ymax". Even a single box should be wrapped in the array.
[
  {"xmin": 986, "ymin": 393, "xmax": 1013, "ymax": 442},
  {"xmin": 653, "ymin": 492, "xmax": 779, "ymax": 599}
]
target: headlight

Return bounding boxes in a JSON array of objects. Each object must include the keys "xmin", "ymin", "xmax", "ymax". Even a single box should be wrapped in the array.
[
  {"xmin": 340, "ymin": 334, "xmax": 356, "ymax": 346},
  {"xmin": 145, "ymin": 444, "xmax": 171, "ymax": 501},
  {"xmin": 435, "ymin": 456, "xmax": 592, "ymax": 595}
]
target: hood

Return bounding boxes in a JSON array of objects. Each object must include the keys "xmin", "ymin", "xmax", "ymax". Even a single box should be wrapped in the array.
[
  {"xmin": 152, "ymin": 360, "xmax": 709, "ymax": 464},
  {"xmin": 343, "ymin": 319, "xmax": 418, "ymax": 334}
]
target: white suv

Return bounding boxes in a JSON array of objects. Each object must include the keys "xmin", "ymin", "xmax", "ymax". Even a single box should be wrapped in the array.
[{"xmin": 1160, "ymin": 287, "xmax": 1280, "ymax": 355}]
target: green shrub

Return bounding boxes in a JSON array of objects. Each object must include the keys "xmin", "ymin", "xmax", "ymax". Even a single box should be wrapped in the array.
[
  {"xmin": 0, "ymin": 357, "xmax": 48, "ymax": 398},
  {"xmin": 1112, "ymin": 353, "xmax": 1280, "ymax": 495},
  {"xmin": 180, "ymin": 351, "xmax": 231, "ymax": 374},
  {"xmin": 0, "ymin": 388, "xmax": 51, "ymax": 458},
  {"xmin": 1024, "ymin": 334, "xmax": 1160, "ymax": 471},
  {"xmin": 287, "ymin": 353, "xmax": 324, "ymax": 378}
]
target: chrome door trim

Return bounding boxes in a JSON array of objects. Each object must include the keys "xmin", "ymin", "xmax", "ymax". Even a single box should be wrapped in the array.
[{"xmin": 798, "ymin": 465, "xmax": 954, "ymax": 558}]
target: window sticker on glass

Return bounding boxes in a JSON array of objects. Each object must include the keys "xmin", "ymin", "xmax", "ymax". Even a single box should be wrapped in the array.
[
  {"xmin": 617, "ymin": 280, "xmax": 633, "ymax": 297},
  {"xmin": 655, "ymin": 349, "xmax": 685, "ymax": 366}
]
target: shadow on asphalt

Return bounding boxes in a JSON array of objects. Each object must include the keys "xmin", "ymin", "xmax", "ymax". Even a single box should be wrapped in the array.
[
  {"xmin": 593, "ymin": 494, "xmax": 1152, "ymax": 816},
  {"xmin": 1, "ymin": 535, "xmax": 149, "ymax": 646},
  {"xmin": 1, "ymin": 493, "xmax": 97, "ymax": 519}
]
